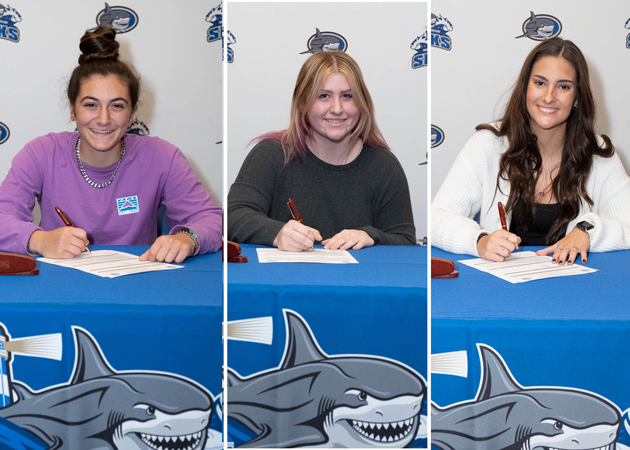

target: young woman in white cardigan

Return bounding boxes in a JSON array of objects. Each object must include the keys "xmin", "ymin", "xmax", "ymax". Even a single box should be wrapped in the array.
[{"xmin": 432, "ymin": 38, "xmax": 630, "ymax": 264}]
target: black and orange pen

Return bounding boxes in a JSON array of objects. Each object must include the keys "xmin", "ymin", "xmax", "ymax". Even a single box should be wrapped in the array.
[
  {"xmin": 55, "ymin": 206, "xmax": 91, "ymax": 253},
  {"xmin": 287, "ymin": 198, "xmax": 314, "ymax": 251}
]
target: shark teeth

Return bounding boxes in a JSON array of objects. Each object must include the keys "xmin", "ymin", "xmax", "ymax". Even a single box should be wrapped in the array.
[
  {"xmin": 350, "ymin": 415, "xmax": 416, "ymax": 443},
  {"xmin": 139, "ymin": 430, "xmax": 203, "ymax": 450},
  {"xmin": 544, "ymin": 444, "xmax": 614, "ymax": 450}
]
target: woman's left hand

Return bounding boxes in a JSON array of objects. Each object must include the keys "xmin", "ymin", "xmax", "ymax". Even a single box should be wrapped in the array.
[
  {"xmin": 140, "ymin": 233, "xmax": 196, "ymax": 263},
  {"xmin": 322, "ymin": 230, "xmax": 375, "ymax": 251},
  {"xmin": 536, "ymin": 227, "xmax": 590, "ymax": 265}
]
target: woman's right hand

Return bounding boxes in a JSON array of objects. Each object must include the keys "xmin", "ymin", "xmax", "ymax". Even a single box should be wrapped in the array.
[
  {"xmin": 273, "ymin": 220, "xmax": 322, "ymax": 252},
  {"xmin": 477, "ymin": 230, "xmax": 521, "ymax": 262},
  {"xmin": 29, "ymin": 228, "xmax": 89, "ymax": 259}
]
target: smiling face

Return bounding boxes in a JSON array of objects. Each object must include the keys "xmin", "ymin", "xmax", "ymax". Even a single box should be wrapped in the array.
[
  {"xmin": 306, "ymin": 72, "xmax": 360, "ymax": 149},
  {"xmin": 526, "ymin": 56, "xmax": 577, "ymax": 138},
  {"xmin": 70, "ymin": 74, "xmax": 133, "ymax": 167}
]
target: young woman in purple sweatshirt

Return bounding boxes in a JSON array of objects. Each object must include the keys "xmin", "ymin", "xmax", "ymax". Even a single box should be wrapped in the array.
[{"xmin": 0, "ymin": 27, "xmax": 222, "ymax": 263}]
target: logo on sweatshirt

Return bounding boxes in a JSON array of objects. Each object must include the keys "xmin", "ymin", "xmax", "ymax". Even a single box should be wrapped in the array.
[
  {"xmin": 300, "ymin": 28, "xmax": 347, "ymax": 54},
  {"xmin": 0, "ymin": 4, "xmax": 22, "ymax": 43},
  {"xmin": 625, "ymin": 18, "xmax": 630, "ymax": 48},
  {"xmin": 0, "ymin": 122, "xmax": 9, "ymax": 144},
  {"xmin": 432, "ymin": 14, "xmax": 452, "ymax": 51},
  {"xmin": 117, "ymin": 196, "xmax": 139, "ymax": 215},
  {"xmin": 96, "ymin": 3, "xmax": 138, "ymax": 34},
  {"xmin": 515, "ymin": 11, "xmax": 562, "ymax": 40},
  {"xmin": 411, "ymin": 32, "xmax": 428, "ymax": 69}
]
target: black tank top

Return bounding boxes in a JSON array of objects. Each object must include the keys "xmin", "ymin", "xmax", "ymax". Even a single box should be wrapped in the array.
[{"xmin": 509, "ymin": 202, "xmax": 559, "ymax": 246}]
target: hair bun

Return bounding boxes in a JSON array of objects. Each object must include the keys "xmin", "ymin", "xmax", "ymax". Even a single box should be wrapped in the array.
[{"xmin": 78, "ymin": 26, "xmax": 120, "ymax": 65}]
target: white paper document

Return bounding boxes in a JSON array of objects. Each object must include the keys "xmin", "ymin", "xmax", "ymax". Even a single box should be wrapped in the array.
[
  {"xmin": 38, "ymin": 250, "xmax": 183, "ymax": 278},
  {"xmin": 458, "ymin": 251, "xmax": 597, "ymax": 283},
  {"xmin": 256, "ymin": 248, "xmax": 358, "ymax": 264}
]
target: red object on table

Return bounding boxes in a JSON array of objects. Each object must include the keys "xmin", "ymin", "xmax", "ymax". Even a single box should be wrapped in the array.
[
  {"xmin": 431, "ymin": 257, "xmax": 458, "ymax": 279},
  {"xmin": 0, "ymin": 252, "xmax": 39, "ymax": 276}
]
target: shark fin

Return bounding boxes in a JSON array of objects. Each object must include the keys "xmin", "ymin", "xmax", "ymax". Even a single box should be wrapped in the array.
[
  {"xmin": 227, "ymin": 367, "xmax": 243, "ymax": 387},
  {"xmin": 315, "ymin": 28, "xmax": 322, "ymax": 37},
  {"xmin": 279, "ymin": 311, "xmax": 327, "ymax": 370},
  {"xmin": 476, "ymin": 345, "xmax": 522, "ymax": 401},
  {"xmin": 11, "ymin": 381, "xmax": 35, "ymax": 402},
  {"xmin": 431, "ymin": 401, "xmax": 443, "ymax": 415},
  {"xmin": 70, "ymin": 328, "xmax": 116, "ymax": 385}
]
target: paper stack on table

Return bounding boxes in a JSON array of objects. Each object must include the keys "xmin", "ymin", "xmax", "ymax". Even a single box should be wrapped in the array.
[
  {"xmin": 458, "ymin": 251, "xmax": 597, "ymax": 283},
  {"xmin": 38, "ymin": 250, "xmax": 183, "ymax": 278},
  {"xmin": 256, "ymin": 248, "xmax": 358, "ymax": 264}
]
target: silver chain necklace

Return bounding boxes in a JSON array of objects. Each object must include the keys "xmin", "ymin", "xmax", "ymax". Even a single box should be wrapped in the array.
[{"xmin": 75, "ymin": 137, "xmax": 126, "ymax": 189}]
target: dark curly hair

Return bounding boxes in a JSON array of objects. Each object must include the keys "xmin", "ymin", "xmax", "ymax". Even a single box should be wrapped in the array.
[{"xmin": 477, "ymin": 37, "xmax": 614, "ymax": 244}]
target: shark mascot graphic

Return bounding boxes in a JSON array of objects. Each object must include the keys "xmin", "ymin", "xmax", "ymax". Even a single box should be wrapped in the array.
[
  {"xmin": 0, "ymin": 4, "xmax": 22, "ymax": 43},
  {"xmin": 515, "ymin": 11, "xmax": 560, "ymax": 40},
  {"xmin": 431, "ymin": 13, "xmax": 453, "ymax": 51},
  {"xmin": 410, "ymin": 32, "xmax": 428, "ymax": 69},
  {"xmin": 0, "ymin": 327, "xmax": 215, "ymax": 450},
  {"xmin": 300, "ymin": 28, "xmax": 346, "ymax": 54},
  {"xmin": 228, "ymin": 310, "xmax": 426, "ymax": 448},
  {"xmin": 432, "ymin": 344, "xmax": 621, "ymax": 450},
  {"xmin": 97, "ymin": 3, "xmax": 137, "ymax": 33}
]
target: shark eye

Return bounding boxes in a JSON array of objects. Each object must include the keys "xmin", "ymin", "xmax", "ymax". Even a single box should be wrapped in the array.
[
  {"xmin": 146, "ymin": 406, "xmax": 155, "ymax": 415},
  {"xmin": 553, "ymin": 421, "xmax": 563, "ymax": 430},
  {"xmin": 358, "ymin": 391, "xmax": 367, "ymax": 401}
]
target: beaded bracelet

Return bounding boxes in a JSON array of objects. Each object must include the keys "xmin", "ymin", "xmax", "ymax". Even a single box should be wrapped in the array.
[{"xmin": 178, "ymin": 228, "xmax": 199, "ymax": 254}]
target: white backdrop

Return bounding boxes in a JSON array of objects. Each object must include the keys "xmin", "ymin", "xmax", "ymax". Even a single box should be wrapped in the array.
[
  {"xmin": 0, "ymin": 0, "xmax": 223, "ymax": 218},
  {"xmin": 227, "ymin": 2, "xmax": 428, "ymax": 242},
  {"xmin": 432, "ymin": 0, "xmax": 630, "ymax": 200}
]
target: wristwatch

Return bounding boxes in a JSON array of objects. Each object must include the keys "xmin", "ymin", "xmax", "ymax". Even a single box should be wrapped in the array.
[{"xmin": 576, "ymin": 221, "xmax": 594, "ymax": 233}]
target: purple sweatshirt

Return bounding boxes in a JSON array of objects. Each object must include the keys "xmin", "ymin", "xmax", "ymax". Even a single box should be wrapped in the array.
[{"xmin": 0, "ymin": 132, "xmax": 222, "ymax": 255}]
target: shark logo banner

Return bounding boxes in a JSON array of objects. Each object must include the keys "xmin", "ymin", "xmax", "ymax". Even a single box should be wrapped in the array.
[
  {"xmin": 432, "ymin": 344, "xmax": 621, "ymax": 450},
  {"xmin": 96, "ymin": 2, "xmax": 138, "ymax": 34},
  {"xmin": 0, "ymin": 122, "xmax": 9, "ymax": 145},
  {"xmin": 411, "ymin": 32, "xmax": 428, "ymax": 69},
  {"xmin": 301, "ymin": 28, "xmax": 348, "ymax": 54},
  {"xmin": 0, "ymin": 4, "xmax": 22, "ymax": 43},
  {"xmin": 431, "ymin": 13, "xmax": 452, "ymax": 51},
  {"xmin": 0, "ymin": 326, "xmax": 219, "ymax": 450},
  {"xmin": 431, "ymin": 125, "xmax": 444, "ymax": 148},
  {"xmin": 516, "ymin": 11, "xmax": 562, "ymax": 41},
  {"xmin": 227, "ymin": 310, "xmax": 426, "ymax": 448}
]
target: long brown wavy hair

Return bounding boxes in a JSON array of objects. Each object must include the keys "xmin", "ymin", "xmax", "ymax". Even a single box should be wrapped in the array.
[
  {"xmin": 256, "ymin": 51, "xmax": 389, "ymax": 164},
  {"xmin": 477, "ymin": 38, "xmax": 614, "ymax": 244}
]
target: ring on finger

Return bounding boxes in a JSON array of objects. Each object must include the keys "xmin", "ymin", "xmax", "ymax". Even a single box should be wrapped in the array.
[
  {"xmin": 499, "ymin": 246, "xmax": 506, "ymax": 256},
  {"xmin": 560, "ymin": 246, "xmax": 571, "ymax": 251}
]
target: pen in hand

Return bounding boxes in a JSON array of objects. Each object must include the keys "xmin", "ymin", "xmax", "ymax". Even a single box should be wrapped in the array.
[
  {"xmin": 287, "ymin": 198, "xmax": 314, "ymax": 251},
  {"xmin": 55, "ymin": 206, "xmax": 91, "ymax": 253},
  {"xmin": 498, "ymin": 202, "xmax": 508, "ymax": 232}
]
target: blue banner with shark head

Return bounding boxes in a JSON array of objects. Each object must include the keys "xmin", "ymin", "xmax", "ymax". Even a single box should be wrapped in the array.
[
  {"xmin": 227, "ymin": 309, "xmax": 427, "ymax": 448},
  {"xmin": 0, "ymin": 306, "xmax": 222, "ymax": 450}
]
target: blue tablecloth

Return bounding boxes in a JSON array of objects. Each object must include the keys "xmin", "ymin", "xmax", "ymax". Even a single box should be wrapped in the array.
[
  {"xmin": 0, "ymin": 246, "xmax": 222, "ymax": 449},
  {"xmin": 228, "ymin": 245, "xmax": 428, "ymax": 448},
  {"xmin": 431, "ymin": 247, "xmax": 630, "ymax": 450}
]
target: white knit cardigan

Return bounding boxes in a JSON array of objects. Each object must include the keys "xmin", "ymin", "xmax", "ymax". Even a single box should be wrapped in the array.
[{"xmin": 432, "ymin": 129, "xmax": 630, "ymax": 256}]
